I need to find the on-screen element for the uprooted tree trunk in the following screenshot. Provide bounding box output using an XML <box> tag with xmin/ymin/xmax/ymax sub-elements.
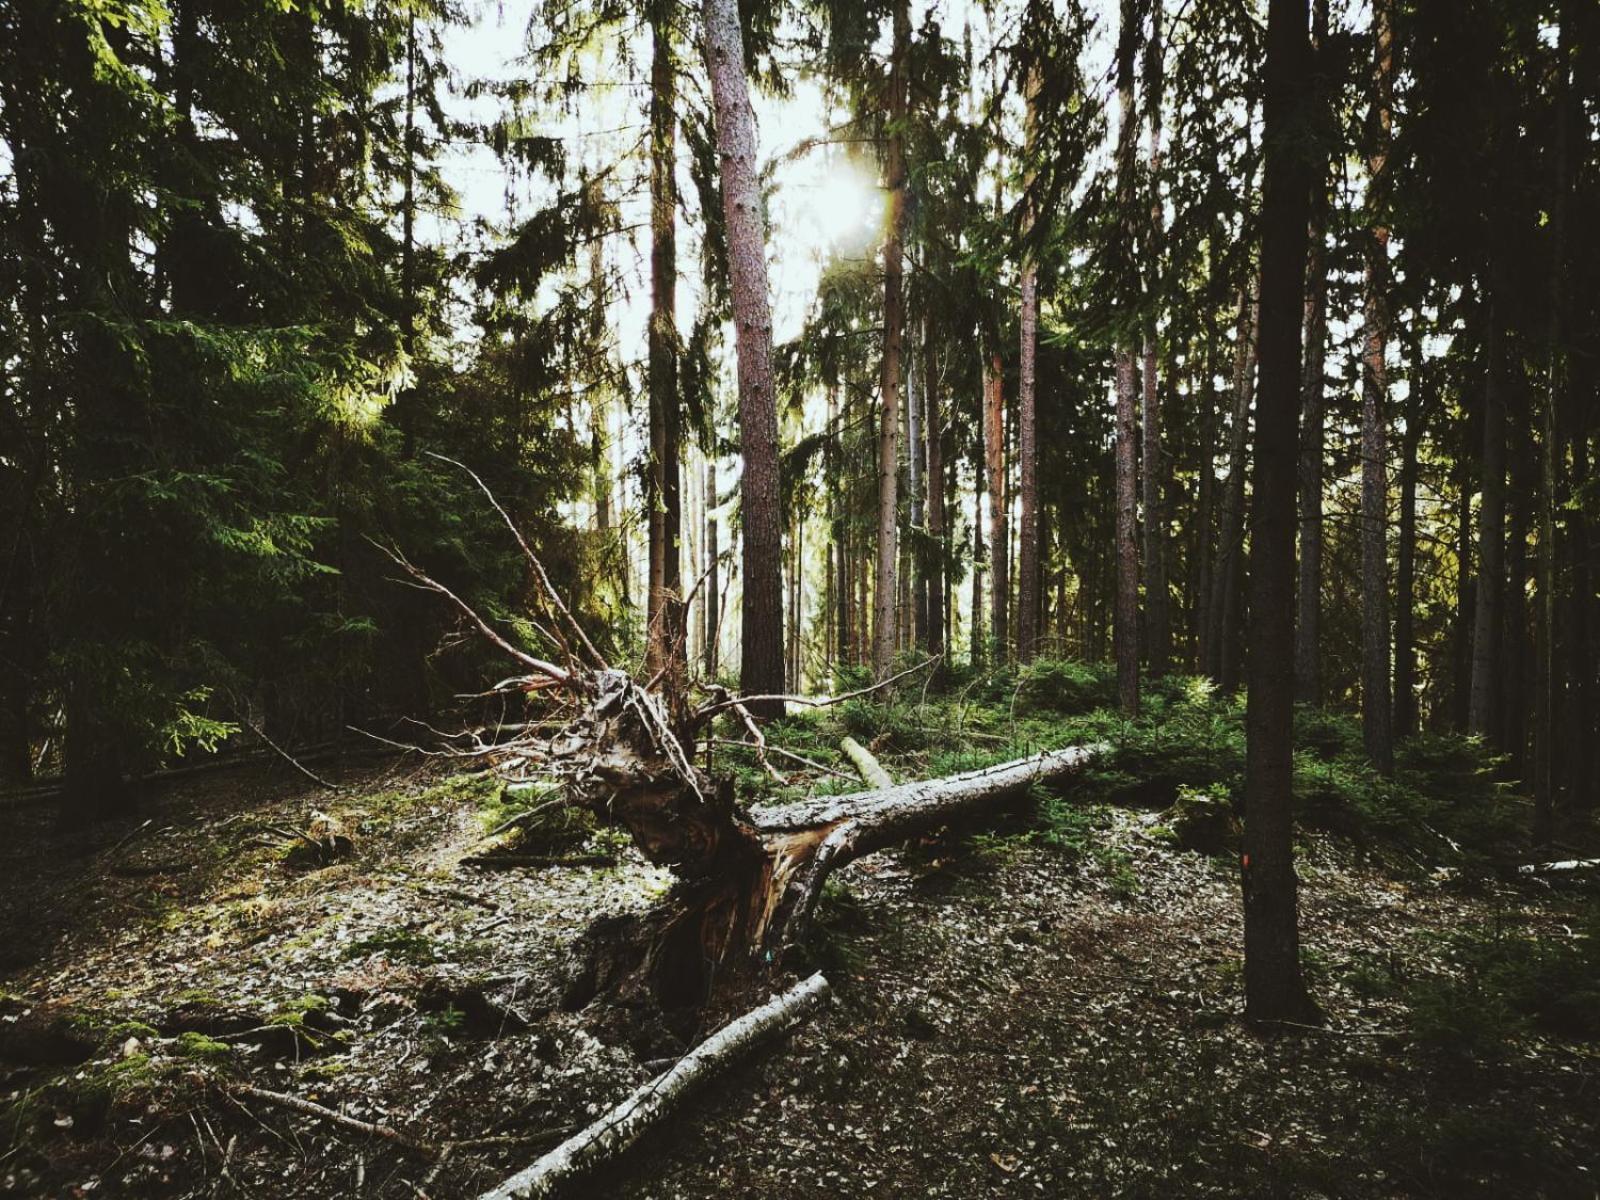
<box><xmin>384</xmin><ymin>460</ymin><xmax>1102</xmax><ymax>1017</ymax></box>
<box><xmin>561</xmin><ymin>723</ymin><xmax>1099</xmax><ymax>1014</ymax></box>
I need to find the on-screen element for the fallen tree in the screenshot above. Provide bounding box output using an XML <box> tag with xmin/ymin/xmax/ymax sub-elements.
<box><xmin>383</xmin><ymin>460</ymin><xmax>1102</xmax><ymax>1012</ymax></box>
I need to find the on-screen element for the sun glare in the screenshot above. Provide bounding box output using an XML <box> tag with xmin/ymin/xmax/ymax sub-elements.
<box><xmin>793</xmin><ymin>160</ymin><xmax>884</xmax><ymax>259</ymax></box>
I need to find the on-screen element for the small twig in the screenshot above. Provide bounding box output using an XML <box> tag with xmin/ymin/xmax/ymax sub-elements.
<box><xmin>246</xmin><ymin>721</ymin><xmax>344</xmax><ymax>792</ymax></box>
<box><xmin>370</xmin><ymin>539</ymin><xmax>574</xmax><ymax>687</ymax></box>
<box><xmin>426</xmin><ymin>452</ymin><xmax>609</xmax><ymax>673</ymax></box>
<box><xmin>231</xmin><ymin>1084</ymin><xmax>436</xmax><ymax>1156</ymax></box>
<box><xmin>708</xmin><ymin>738</ymin><xmax>851</xmax><ymax>780</ymax></box>
<box><xmin>693</xmin><ymin>656</ymin><xmax>940</xmax><ymax>724</ymax></box>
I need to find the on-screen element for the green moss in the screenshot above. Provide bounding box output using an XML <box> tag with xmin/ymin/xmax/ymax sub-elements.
<box><xmin>175</xmin><ymin>1032</ymin><xmax>232</xmax><ymax>1061</ymax></box>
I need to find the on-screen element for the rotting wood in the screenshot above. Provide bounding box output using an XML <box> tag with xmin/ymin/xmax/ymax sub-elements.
<box><xmin>476</xmin><ymin>972</ymin><xmax>830</xmax><ymax>1200</ymax></box>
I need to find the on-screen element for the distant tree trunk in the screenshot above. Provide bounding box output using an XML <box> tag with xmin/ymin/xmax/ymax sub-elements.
<box><xmin>1453</xmin><ymin>427</ymin><xmax>1474</xmax><ymax>732</ymax></box>
<box><xmin>1113</xmin><ymin>0</ymin><xmax>1141</xmax><ymax>715</ymax></box>
<box><xmin>646</xmin><ymin>6</ymin><xmax>685</xmax><ymax>707</ymax></box>
<box><xmin>909</xmin><ymin>336</ymin><xmax>926</xmax><ymax>652</ymax></box>
<box><xmin>702</xmin><ymin>0</ymin><xmax>785</xmax><ymax>715</ymax></box>
<box><xmin>1565</xmin><ymin>424</ymin><xmax>1592</xmax><ymax>809</ymax></box>
<box><xmin>1503</xmin><ymin>395</ymin><xmax>1532</xmax><ymax>776</ymax></box>
<box><xmin>1016</xmin><ymin>66</ymin><xmax>1042</xmax><ymax>665</ymax></box>
<box><xmin>1535</xmin><ymin>4</ymin><xmax>1573</xmax><ymax>841</ymax></box>
<box><xmin>1211</xmin><ymin>281</ymin><xmax>1258</xmax><ymax>689</ymax></box>
<box><xmin>704</xmin><ymin>458</ymin><xmax>719</xmax><ymax>678</ymax></box>
<box><xmin>1359</xmin><ymin>0</ymin><xmax>1395</xmax><ymax>772</ymax></box>
<box><xmin>789</xmin><ymin>506</ymin><xmax>804</xmax><ymax>689</ymax></box>
<box><xmin>1140</xmin><ymin>1</ymin><xmax>1169</xmax><ymax>680</ymax></box>
<box><xmin>1196</xmin><ymin>339</ymin><xmax>1218</xmax><ymax>673</ymax></box>
<box><xmin>1394</xmin><ymin>364</ymin><xmax>1424</xmax><ymax>739</ymax></box>
<box><xmin>1243</xmin><ymin>0</ymin><xmax>1320</xmax><ymax>1027</ymax></box>
<box><xmin>984</xmin><ymin>349</ymin><xmax>1008</xmax><ymax>662</ymax></box>
<box><xmin>972</xmin><ymin>419</ymin><xmax>987</xmax><ymax>671</ymax></box>
<box><xmin>1294</xmin><ymin>0</ymin><xmax>1330</xmax><ymax>707</ymax></box>
<box><xmin>924</xmin><ymin>331</ymin><xmax>946</xmax><ymax>661</ymax></box>
<box><xmin>1468</xmin><ymin>308</ymin><xmax>1505</xmax><ymax>738</ymax></box>
<box><xmin>589</xmin><ymin>237</ymin><xmax>614</xmax><ymax>537</ymax></box>
<box><xmin>873</xmin><ymin>0</ymin><xmax>909</xmax><ymax>683</ymax></box>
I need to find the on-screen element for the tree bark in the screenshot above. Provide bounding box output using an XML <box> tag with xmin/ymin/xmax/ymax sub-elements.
<box><xmin>1139</xmin><ymin>1</ymin><xmax>1169</xmax><ymax>680</ymax></box>
<box><xmin>971</xmin><ymin>415</ymin><xmax>987</xmax><ymax>670</ymax></box>
<box><xmin>1196</xmin><ymin>338</ymin><xmax>1218</xmax><ymax>674</ymax></box>
<box><xmin>873</xmin><ymin>0</ymin><xmax>910</xmax><ymax>683</ymax></box>
<box><xmin>1294</xmin><ymin>0</ymin><xmax>1330</xmax><ymax>707</ymax></box>
<box><xmin>1535</xmin><ymin>3</ymin><xmax>1574</xmax><ymax>841</ymax></box>
<box><xmin>1211</xmin><ymin>281</ymin><xmax>1258</xmax><ymax>690</ymax></box>
<box><xmin>984</xmin><ymin>349</ymin><xmax>1008</xmax><ymax>663</ymax></box>
<box><xmin>1113</xmin><ymin>0</ymin><xmax>1141</xmax><ymax>714</ymax></box>
<box><xmin>1016</xmin><ymin>65</ymin><xmax>1042</xmax><ymax>665</ymax></box>
<box><xmin>924</xmin><ymin>330</ymin><xmax>946</xmax><ymax>661</ymax></box>
<box><xmin>909</xmin><ymin>349</ymin><xmax>926</xmax><ymax>653</ymax></box>
<box><xmin>646</xmin><ymin>6</ymin><xmax>685</xmax><ymax>709</ymax></box>
<box><xmin>1243</xmin><ymin>0</ymin><xmax>1321</xmax><ymax>1026</ymax></box>
<box><xmin>702</xmin><ymin>0</ymin><xmax>785</xmax><ymax>716</ymax></box>
<box><xmin>1468</xmin><ymin>308</ymin><xmax>1505</xmax><ymax>738</ymax></box>
<box><xmin>1394</xmin><ymin>368</ymin><xmax>1424</xmax><ymax>739</ymax></box>
<box><xmin>1360</xmin><ymin>0</ymin><xmax>1395</xmax><ymax>773</ymax></box>
<box><xmin>705</xmin><ymin>458</ymin><xmax>719</xmax><ymax>677</ymax></box>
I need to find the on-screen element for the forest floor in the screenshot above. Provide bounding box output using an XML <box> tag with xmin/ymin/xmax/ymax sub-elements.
<box><xmin>2</xmin><ymin>687</ymin><xmax>1599</xmax><ymax>1199</ymax></box>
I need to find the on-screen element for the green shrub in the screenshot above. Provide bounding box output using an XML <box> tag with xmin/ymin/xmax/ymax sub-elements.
<box><xmin>1014</xmin><ymin>659</ymin><xmax>1114</xmax><ymax>715</ymax></box>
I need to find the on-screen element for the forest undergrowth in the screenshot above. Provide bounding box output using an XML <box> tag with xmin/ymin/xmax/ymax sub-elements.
<box><xmin>2</xmin><ymin>663</ymin><xmax>1596</xmax><ymax>1198</ymax></box>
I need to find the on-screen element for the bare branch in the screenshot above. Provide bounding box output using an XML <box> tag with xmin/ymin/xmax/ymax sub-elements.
<box><xmin>426</xmin><ymin>452</ymin><xmax>609</xmax><ymax>672</ymax></box>
<box><xmin>367</xmin><ymin>538</ymin><xmax>574</xmax><ymax>687</ymax></box>
<box><xmin>692</xmin><ymin>656</ymin><xmax>940</xmax><ymax>724</ymax></box>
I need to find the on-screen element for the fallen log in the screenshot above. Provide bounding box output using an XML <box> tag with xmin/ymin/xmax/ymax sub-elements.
<box><xmin>477</xmin><ymin>972</ymin><xmax>830</xmax><ymax>1200</ymax></box>
<box><xmin>1518</xmin><ymin>857</ymin><xmax>1600</xmax><ymax>875</ymax></box>
<box><xmin>839</xmin><ymin>737</ymin><xmax>893</xmax><ymax>788</ymax></box>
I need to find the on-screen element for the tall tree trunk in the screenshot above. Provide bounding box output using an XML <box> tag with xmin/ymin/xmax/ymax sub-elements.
<box><xmin>873</xmin><ymin>0</ymin><xmax>909</xmax><ymax>682</ymax></box>
<box><xmin>909</xmin><ymin>336</ymin><xmax>927</xmax><ymax>652</ymax></box>
<box><xmin>1359</xmin><ymin>0</ymin><xmax>1395</xmax><ymax>773</ymax></box>
<box><xmin>1565</xmin><ymin>424</ymin><xmax>1592</xmax><ymax>809</ymax></box>
<box><xmin>590</xmin><ymin>237</ymin><xmax>614</xmax><ymax>537</ymax></box>
<box><xmin>1212</xmin><ymin>282</ymin><xmax>1258</xmax><ymax>689</ymax></box>
<box><xmin>705</xmin><ymin>458</ymin><xmax>719</xmax><ymax>678</ymax></box>
<box><xmin>1535</xmin><ymin>3</ymin><xmax>1573</xmax><ymax>841</ymax></box>
<box><xmin>1503</xmin><ymin>393</ymin><xmax>1532</xmax><ymax>776</ymax></box>
<box><xmin>1139</xmin><ymin>1</ymin><xmax>1169</xmax><ymax>680</ymax></box>
<box><xmin>984</xmin><ymin>349</ymin><xmax>1008</xmax><ymax>662</ymax></box>
<box><xmin>1294</xmin><ymin>0</ymin><xmax>1330</xmax><ymax>706</ymax></box>
<box><xmin>1196</xmin><ymin>339</ymin><xmax>1218</xmax><ymax>673</ymax></box>
<box><xmin>972</xmin><ymin>421</ymin><xmax>987</xmax><ymax>671</ymax></box>
<box><xmin>924</xmin><ymin>330</ymin><xmax>946</xmax><ymax>661</ymax></box>
<box><xmin>1016</xmin><ymin>66</ymin><xmax>1042</xmax><ymax>665</ymax></box>
<box><xmin>702</xmin><ymin>0</ymin><xmax>785</xmax><ymax>715</ymax></box>
<box><xmin>1113</xmin><ymin>0</ymin><xmax>1141</xmax><ymax>714</ymax></box>
<box><xmin>1453</xmin><ymin>419</ymin><xmax>1474</xmax><ymax>732</ymax></box>
<box><xmin>1394</xmin><ymin>365</ymin><xmax>1424</xmax><ymax>739</ymax></box>
<box><xmin>1243</xmin><ymin>0</ymin><xmax>1320</xmax><ymax>1027</ymax></box>
<box><xmin>1468</xmin><ymin>308</ymin><xmax>1505</xmax><ymax>738</ymax></box>
<box><xmin>647</xmin><ymin>6</ymin><xmax>685</xmax><ymax>708</ymax></box>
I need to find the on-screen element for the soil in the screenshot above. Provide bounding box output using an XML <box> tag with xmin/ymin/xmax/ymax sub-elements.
<box><xmin>1</xmin><ymin>751</ymin><xmax>1595</xmax><ymax>1198</ymax></box>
